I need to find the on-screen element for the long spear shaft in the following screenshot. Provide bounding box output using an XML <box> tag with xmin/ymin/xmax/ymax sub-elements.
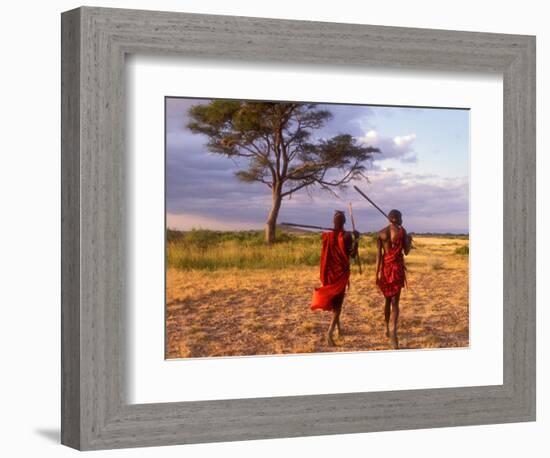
<box><xmin>280</xmin><ymin>222</ymin><xmax>333</xmax><ymax>231</ymax></box>
<box><xmin>281</xmin><ymin>222</ymin><xmax>366</xmax><ymax>235</ymax></box>
<box><xmin>348</xmin><ymin>202</ymin><xmax>363</xmax><ymax>274</ymax></box>
<box><xmin>353</xmin><ymin>185</ymin><xmax>389</xmax><ymax>220</ymax></box>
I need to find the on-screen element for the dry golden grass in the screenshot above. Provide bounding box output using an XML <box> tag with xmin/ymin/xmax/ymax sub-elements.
<box><xmin>166</xmin><ymin>235</ymin><xmax>469</xmax><ymax>358</ymax></box>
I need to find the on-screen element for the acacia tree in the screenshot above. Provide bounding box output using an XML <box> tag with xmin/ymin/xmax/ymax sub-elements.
<box><xmin>187</xmin><ymin>101</ymin><xmax>379</xmax><ymax>243</ymax></box>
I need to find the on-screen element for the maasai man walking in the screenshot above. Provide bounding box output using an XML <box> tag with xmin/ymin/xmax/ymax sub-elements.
<box><xmin>375</xmin><ymin>209</ymin><xmax>412</xmax><ymax>349</ymax></box>
<box><xmin>311</xmin><ymin>210</ymin><xmax>359</xmax><ymax>346</ymax></box>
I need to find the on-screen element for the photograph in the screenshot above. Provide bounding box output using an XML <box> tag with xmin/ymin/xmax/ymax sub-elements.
<box><xmin>165</xmin><ymin>97</ymin><xmax>470</xmax><ymax>358</ymax></box>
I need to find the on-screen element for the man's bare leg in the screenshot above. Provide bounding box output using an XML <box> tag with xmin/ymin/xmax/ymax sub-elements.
<box><xmin>384</xmin><ymin>297</ymin><xmax>392</xmax><ymax>337</ymax></box>
<box><xmin>390</xmin><ymin>291</ymin><xmax>401</xmax><ymax>349</ymax></box>
<box><xmin>336</xmin><ymin>316</ymin><xmax>343</xmax><ymax>337</ymax></box>
<box><xmin>327</xmin><ymin>296</ymin><xmax>343</xmax><ymax>346</ymax></box>
<box><xmin>327</xmin><ymin>310</ymin><xmax>337</xmax><ymax>346</ymax></box>
<box><xmin>336</xmin><ymin>295</ymin><xmax>344</xmax><ymax>337</ymax></box>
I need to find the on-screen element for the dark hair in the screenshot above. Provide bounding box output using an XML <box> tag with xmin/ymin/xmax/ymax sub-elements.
<box><xmin>388</xmin><ymin>209</ymin><xmax>402</xmax><ymax>222</ymax></box>
<box><xmin>333</xmin><ymin>210</ymin><xmax>346</xmax><ymax>226</ymax></box>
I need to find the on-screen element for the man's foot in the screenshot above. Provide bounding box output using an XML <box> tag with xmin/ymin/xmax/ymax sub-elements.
<box><xmin>390</xmin><ymin>334</ymin><xmax>399</xmax><ymax>349</ymax></box>
<box><xmin>385</xmin><ymin>327</ymin><xmax>390</xmax><ymax>338</ymax></box>
<box><xmin>327</xmin><ymin>333</ymin><xmax>335</xmax><ymax>346</ymax></box>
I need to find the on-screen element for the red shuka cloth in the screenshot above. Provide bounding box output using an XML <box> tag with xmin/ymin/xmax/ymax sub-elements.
<box><xmin>378</xmin><ymin>226</ymin><xmax>407</xmax><ymax>298</ymax></box>
<box><xmin>310</xmin><ymin>230</ymin><xmax>350</xmax><ymax>311</ymax></box>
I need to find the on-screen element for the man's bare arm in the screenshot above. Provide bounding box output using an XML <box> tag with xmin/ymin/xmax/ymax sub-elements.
<box><xmin>375</xmin><ymin>235</ymin><xmax>383</xmax><ymax>284</ymax></box>
<box><xmin>344</xmin><ymin>232</ymin><xmax>359</xmax><ymax>258</ymax></box>
<box><xmin>403</xmin><ymin>228</ymin><xmax>412</xmax><ymax>255</ymax></box>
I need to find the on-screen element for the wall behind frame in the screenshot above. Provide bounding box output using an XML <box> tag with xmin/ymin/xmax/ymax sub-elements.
<box><xmin>0</xmin><ymin>0</ymin><xmax>545</xmax><ymax>457</ymax></box>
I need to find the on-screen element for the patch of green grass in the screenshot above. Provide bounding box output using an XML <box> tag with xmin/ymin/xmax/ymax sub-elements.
<box><xmin>454</xmin><ymin>245</ymin><xmax>469</xmax><ymax>255</ymax></box>
<box><xmin>167</xmin><ymin>229</ymin><xmax>377</xmax><ymax>271</ymax></box>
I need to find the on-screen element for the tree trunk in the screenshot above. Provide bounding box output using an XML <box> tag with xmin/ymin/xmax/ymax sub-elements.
<box><xmin>265</xmin><ymin>188</ymin><xmax>282</xmax><ymax>244</ymax></box>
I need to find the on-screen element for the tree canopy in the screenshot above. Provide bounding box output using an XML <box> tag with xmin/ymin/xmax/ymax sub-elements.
<box><xmin>187</xmin><ymin>101</ymin><xmax>380</xmax><ymax>242</ymax></box>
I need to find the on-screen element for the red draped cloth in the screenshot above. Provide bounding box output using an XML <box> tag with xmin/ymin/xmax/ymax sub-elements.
<box><xmin>310</xmin><ymin>230</ymin><xmax>350</xmax><ymax>311</ymax></box>
<box><xmin>378</xmin><ymin>226</ymin><xmax>407</xmax><ymax>298</ymax></box>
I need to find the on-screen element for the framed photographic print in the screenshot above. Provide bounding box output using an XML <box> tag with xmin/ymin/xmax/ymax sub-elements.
<box><xmin>61</xmin><ymin>6</ymin><xmax>536</xmax><ymax>450</ymax></box>
<box><xmin>164</xmin><ymin>96</ymin><xmax>471</xmax><ymax>358</ymax></box>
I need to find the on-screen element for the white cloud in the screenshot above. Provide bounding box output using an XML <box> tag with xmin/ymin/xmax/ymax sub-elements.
<box><xmin>364</xmin><ymin>129</ymin><xmax>378</xmax><ymax>140</ymax></box>
<box><xmin>358</xmin><ymin>129</ymin><xmax>418</xmax><ymax>163</ymax></box>
<box><xmin>393</xmin><ymin>133</ymin><xmax>416</xmax><ymax>147</ymax></box>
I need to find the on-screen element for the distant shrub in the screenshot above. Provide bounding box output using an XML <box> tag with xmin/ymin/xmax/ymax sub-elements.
<box><xmin>166</xmin><ymin>229</ymin><xmax>185</xmax><ymax>243</ymax></box>
<box><xmin>430</xmin><ymin>258</ymin><xmax>445</xmax><ymax>270</ymax></box>
<box><xmin>454</xmin><ymin>245</ymin><xmax>469</xmax><ymax>255</ymax></box>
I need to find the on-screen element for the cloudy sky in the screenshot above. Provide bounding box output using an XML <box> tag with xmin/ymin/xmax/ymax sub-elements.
<box><xmin>166</xmin><ymin>97</ymin><xmax>469</xmax><ymax>234</ymax></box>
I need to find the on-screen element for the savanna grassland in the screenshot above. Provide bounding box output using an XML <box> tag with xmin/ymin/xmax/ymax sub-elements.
<box><xmin>166</xmin><ymin>229</ymin><xmax>469</xmax><ymax>358</ymax></box>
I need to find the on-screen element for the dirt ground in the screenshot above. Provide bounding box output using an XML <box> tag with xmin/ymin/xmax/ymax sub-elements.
<box><xmin>166</xmin><ymin>236</ymin><xmax>469</xmax><ymax>358</ymax></box>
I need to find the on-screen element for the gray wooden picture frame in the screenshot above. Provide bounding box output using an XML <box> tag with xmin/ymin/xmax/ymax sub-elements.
<box><xmin>61</xmin><ymin>6</ymin><xmax>536</xmax><ymax>451</ymax></box>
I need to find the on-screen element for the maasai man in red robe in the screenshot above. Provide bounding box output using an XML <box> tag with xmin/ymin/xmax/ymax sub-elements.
<box><xmin>375</xmin><ymin>209</ymin><xmax>412</xmax><ymax>349</ymax></box>
<box><xmin>311</xmin><ymin>211</ymin><xmax>359</xmax><ymax>346</ymax></box>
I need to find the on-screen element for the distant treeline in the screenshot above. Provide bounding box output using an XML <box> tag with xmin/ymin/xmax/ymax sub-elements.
<box><xmin>167</xmin><ymin>228</ymin><xmax>469</xmax><ymax>241</ymax></box>
<box><xmin>409</xmin><ymin>232</ymin><xmax>469</xmax><ymax>239</ymax></box>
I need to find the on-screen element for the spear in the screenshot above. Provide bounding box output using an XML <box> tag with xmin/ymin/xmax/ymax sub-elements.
<box><xmin>280</xmin><ymin>222</ymin><xmax>333</xmax><ymax>232</ymax></box>
<box><xmin>348</xmin><ymin>202</ymin><xmax>363</xmax><ymax>274</ymax></box>
<box><xmin>353</xmin><ymin>185</ymin><xmax>389</xmax><ymax>220</ymax></box>
<box><xmin>280</xmin><ymin>222</ymin><xmax>366</xmax><ymax>235</ymax></box>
